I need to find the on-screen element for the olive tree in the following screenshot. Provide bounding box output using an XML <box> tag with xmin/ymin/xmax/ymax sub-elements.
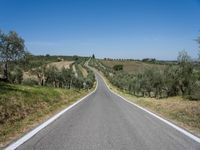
<box><xmin>61</xmin><ymin>67</ymin><xmax>73</xmax><ymax>89</ymax></box>
<box><xmin>9</xmin><ymin>66</ymin><xmax>23</xmax><ymax>84</ymax></box>
<box><xmin>177</xmin><ymin>50</ymin><xmax>194</xmax><ymax>95</ymax></box>
<box><xmin>0</xmin><ymin>30</ymin><xmax>26</xmax><ymax>81</ymax></box>
<box><xmin>45</xmin><ymin>66</ymin><xmax>59</xmax><ymax>87</ymax></box>
<box><xmin>31</xmin><ymin>66</ymin><xmax>46</xmax><ymax>86</ymax></box>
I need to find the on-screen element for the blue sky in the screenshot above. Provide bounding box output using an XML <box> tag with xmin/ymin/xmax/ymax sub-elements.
<box><xmin>1</xmin><ymin>0</ymin><xmax>200</xmax><ymax>60</ymax></box>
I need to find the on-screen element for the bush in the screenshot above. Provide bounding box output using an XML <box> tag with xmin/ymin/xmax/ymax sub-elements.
<box><xmin>113</xmin><ymin>64</ymin><xmax>123</xmax><ymax>71</ymax></box>
<box><xmin>72</xmin><ymin>77</ymin><xmax>84</xmax><ymax>89</ymax></box>
<box><xmin>185</xmin><ymin>83</ymin><xmax>200</xmax><ymax>101</ymax></box>
<box><xmin>22</xmin><ymin>79</ymin><xmax>38</xmax><ymax>86</ymax></box>
<box><xmin>185</xmin><ymin>95</ymin><xmax>200</xmax><ymax>101</ymax></box>
<box><xmin>9</xmin><ymin>66</ymin><xmax>23</xmax><ymax>84</ymax></box>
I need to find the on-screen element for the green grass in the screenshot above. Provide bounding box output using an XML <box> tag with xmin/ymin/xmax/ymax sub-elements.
<box><xmin>0</xmin><ymin>82</ymin><xmax>93</xmax><ymax>148</ymax></box>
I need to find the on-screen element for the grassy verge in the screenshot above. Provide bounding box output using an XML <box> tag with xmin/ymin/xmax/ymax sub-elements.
<box><xmin>98</xmin><ymin>71</ymin><xmax>200</xmax><ymax>137</ymax></box>
<box><xmin>0</xmin><ymin>82</ymin><xmax>95</xmax><ymax>148</ymax></box>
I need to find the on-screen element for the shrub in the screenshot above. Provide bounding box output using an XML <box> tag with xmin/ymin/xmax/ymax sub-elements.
<box><xmin>9</xmin><ymin>66</ymin><xmax>23</xmax><ymax>84</ymax></box>
<box><xmin>22</xmin><ymin>79</ymin><xmax>38</xmax><ymax>86</ymax></box>
<box><xmin>113</xmin><ymin>64</ymin><xmax>123</xmax><ymax>71</ymax></box>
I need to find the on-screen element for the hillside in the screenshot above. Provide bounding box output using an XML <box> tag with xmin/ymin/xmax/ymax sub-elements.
<box><xmin>101</xmin><ymin>60</ymin><xmax>166</xmax><ymax>74</ymax></box>
<box><xmin>89</xmin><ymin>58</ymin><xmax>200</xmax><ymax>137</ymax></box>
<box><xmin>0</xmin><ymin>55</ymin><xmax>95</xmax><ymax>148</ymax></box>
<box><xmin>0</xmin><ymin>82</ymin><xmax>92</xmax><ymax>148</ymax></box>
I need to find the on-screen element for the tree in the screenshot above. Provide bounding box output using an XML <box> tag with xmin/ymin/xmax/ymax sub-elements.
<box><xmin>10</xmin><ymin>66</ymin><xmax>23</xmax><ymax>84</ymax></box>
<box><xmin>177</xmin><ymin>50</ymin><xmax>194</xmax><ymax>95</ymax></box>
<box><xmin>0</xmin><ymin>30</ymin><xmax>26</xmax><ymax>81</ymax></box>
<box><xmin>72</xmin><ymin>77</ymin><xmax>83</xmax><ymax>90</ymax></box>
<box><xmin>177</xmin><ymin>50</ymin><xmax>191</xmax><ymax>64</ymax></box>
<box><xmin>45</xmin><ymin>66</ymin><xmax>59</xmax><ymax>87</ymax></box>
<box><xmin>31</xmin><ymin>65</ymin><xmax>47</xmax><ymax>86</ymax></box>
<box><xmin>143</xmin><ymin>68</ymin><xmax>154</xmax><ymax>97</ymax></box>
<box><xmin>61</xmin><ymin>67</ymin><xmax>73</xmax><ymax>88</ymax></box>
<box><xmin>113</xmin><ymin>64</ymin><xmax>123</xmax><ymax>71</ymax></box>
<box><xmin>163</xmin><ymin>66</ymin><xmax>179</xmax><ymax>97</ymax></box>
<box><xmin>92</xmin><ymin>54</ymin><xmax>95</xmax><ymax>59</ymax></box>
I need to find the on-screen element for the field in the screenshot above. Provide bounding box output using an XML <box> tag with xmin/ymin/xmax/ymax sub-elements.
<box><xmin>101</xmin><ymin>60</ymin><xmax>165</xmax><ymax>74</ymax></box>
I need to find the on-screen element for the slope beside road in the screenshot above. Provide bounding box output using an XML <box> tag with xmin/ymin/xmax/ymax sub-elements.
<box><xmin>5</xmin><ymin>72</ymin><xmax>200</xmax><ymax>150</ymax></box>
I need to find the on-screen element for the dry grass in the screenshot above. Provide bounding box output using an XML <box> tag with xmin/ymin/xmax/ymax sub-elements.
<box><xmin>78</xmin><ymin>65</ymin><xmax>88</xmax><ymax>78</ymax></box>
<box><xmin>101</xmin><ymin>60</ymin><xmax>165</xmax><ymax>73</ymax></box>
<box><xmin>131</xmin><ymin>96</ymin><xmax>200</xmax><ymax>136</ymax></box>
<box><xmin>23</xmin><ymin>60</ymin><xmax>74</xmax><ymax>80</ymax></box>
<box><xmin>47</xmin><ymin>60</ymin><xmax>74</xmax><ymax>70</ymax></box>
<box><xmin>23</xmin><ymin>71</ymin><xmax>38</xmax><ymax>81</ymax></box>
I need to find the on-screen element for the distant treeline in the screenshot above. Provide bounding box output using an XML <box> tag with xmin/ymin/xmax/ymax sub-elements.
<box><xmin>103</xmin><ymin>57</ymin><xmax>177</xmax><ymax>65</ymax></box>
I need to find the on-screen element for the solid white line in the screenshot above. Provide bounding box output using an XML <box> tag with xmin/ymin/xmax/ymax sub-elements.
<box><xmin>98</xmin><ymin>72</ymin><xmax>200</xmax><ymax>143</ymax></box>
<box><xmin>4</xmin><ymin>81</ymin><xmax>98</xmax><ymax>150</ymax></box>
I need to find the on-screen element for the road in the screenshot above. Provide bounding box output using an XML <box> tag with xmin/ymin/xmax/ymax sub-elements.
<box><xmin>15</xmin><ymin>73</ymin><xmax>200</xmax><ymax>150</ymax></box>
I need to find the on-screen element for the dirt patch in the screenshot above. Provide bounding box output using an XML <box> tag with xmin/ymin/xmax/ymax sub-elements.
<box><xmin>47</xmin><ymin>61</ymin><xmax>74</xmax><ymax>70</ymax></box>
<box><xmin>23</xmin><ymin>71</ymin><xmax>38</xmax><ymax>81</ymax></box>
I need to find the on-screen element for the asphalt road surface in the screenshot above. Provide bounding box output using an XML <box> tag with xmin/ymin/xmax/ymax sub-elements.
<box><xmin>16</xmin><ymin>73</ymin><xmax>200</xmax><ymax>150</ymax></box>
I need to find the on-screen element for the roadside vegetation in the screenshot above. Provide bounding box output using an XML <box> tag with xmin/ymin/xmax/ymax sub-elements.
<box><xmin>89</xmin><ymin>36</ymin><xmax>200</xmax><ymax>136</ymax></box>
<box><xmin>101</xmin><ymin>77</ymin><xmax>200</xmax><ymax>136</ymax></box>
<box><xmin>0</xmin><ymin>83</ymin><xmax>90</xmax><ymax>147</ymax></box>
<box><xmin>94</xmin><ymin>50</ymin><xmax>200</xmax><ymax>100</ymax></box>
<box><xmin>0</xmin><ymin>30</ymin><xmax>95</xmax><ymax>147</ymax></box>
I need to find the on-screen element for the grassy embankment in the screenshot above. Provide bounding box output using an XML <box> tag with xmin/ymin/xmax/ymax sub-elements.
<box><xmin>0</xmin><ymin>82</ymin><xmax>94</xmax><ymax>148</ymax></box>
<box><xmin>100</xmin><ymin>60</ymin><xmax>200</xmax><ymax>137</ymax></box>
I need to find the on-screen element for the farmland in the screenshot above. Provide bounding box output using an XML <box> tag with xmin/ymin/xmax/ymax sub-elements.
<box><xmin>101</xmin><ymin>60</ymin><xmax>166</xmax><ymax>74</ymax></box>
